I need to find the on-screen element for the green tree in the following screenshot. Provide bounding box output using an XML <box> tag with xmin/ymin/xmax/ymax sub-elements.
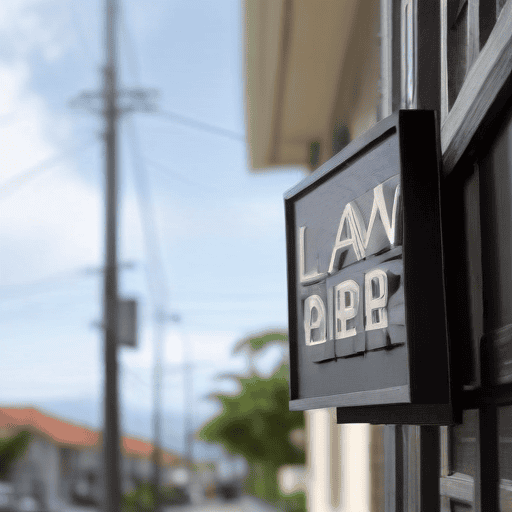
<box><xmin>199</xmin><ymin>331</ymin><xmax>304</xmax><ymax>505</ymax></box>
<box><xmin>0</xmin><ymin>430</ymin><xmax>32</xmax><ymax>480</ymax></box>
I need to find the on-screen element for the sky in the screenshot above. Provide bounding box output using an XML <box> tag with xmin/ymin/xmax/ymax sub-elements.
<box><xmin>0</xmin><ymin>0</ymin><xmax>305</xmax><ymax>454</ymax></box>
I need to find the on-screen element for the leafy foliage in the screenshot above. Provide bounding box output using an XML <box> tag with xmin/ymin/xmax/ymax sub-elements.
<box><xmin>122</xmin><ymin>483</ymin><xmax>188</xmax><ymax>512</ymax></box>
<box><xmin>232</xmin><ymin>330</ymin><xmax>288</xmax><ymax>356</ymax></box>
<box><xmin>0</xmin><ymin>430</ymin><xmax>32</xmax><ymax>480</ymax></box>
<box><xmin>200</xmin><ymin>363</ymin><xmax>304</xmax><ymax>467</ymax></box>
<box><xmin>199</xmin><ymin>331</ymin><xmax>305</xmax><ymax>508</ymax></box>
<box><xmin>279</xmin><ymin>491</ymin><xmax>307</xmax><ymax>512</ymax></box>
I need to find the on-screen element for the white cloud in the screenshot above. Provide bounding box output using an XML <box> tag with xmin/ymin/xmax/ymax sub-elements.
<box><xmin>1</xmin><ymin>169</ymin><xmax>147</xmax><ymax>287</ymax></box>
<box><xmin>0</xmin><ymin>1</ymin><xmax>103</xmax><ymax>286</ymax></box>
<box><xmin>121</xmin><ymin>328</ymin><xmax>243</xmax><ymax>370</ymax></box>
<box><xmin>0</xmin><ymin>0</ymin><xmax>69</xmax><ymax>62</ymax></box>
<box><xmin>155</xmin><ymin>195</ymin><xmax>285</xmax><ymax>242</ymax></box>
<box><xmin>1</xmin><ymin>173</ymin><xmax>100</xmax><ymax>284</ymax></box>
<box><xmin>0</xmin><ymin>72</ymin><xmax>57</xmax><ymax>181</ymax></box>
<box><xmin>0</xmin><ymin>61</ymin><xmax>29</xmax><ymax>116</ymax></box>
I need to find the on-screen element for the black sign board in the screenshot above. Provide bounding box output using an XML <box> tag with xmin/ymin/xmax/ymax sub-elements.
<box><xmin>285</xmin><ymin>110</ymin><xmax>455</xmax><ymax>425</ymax></box>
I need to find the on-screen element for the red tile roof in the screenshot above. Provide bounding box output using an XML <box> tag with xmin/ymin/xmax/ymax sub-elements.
<box><xmin>0</xmin><ymin>407</ymin><xmax>180</xmax><ymax>465</ymax></box>
<box><xmin>0</xmin><ymin>407</ymin><xmax>99</xmax><ymax>447</ymax></box>
<box><xmin>122</xmin><ymin>437</ymin><xmax>178</xmax><ymax>465</ymax></box>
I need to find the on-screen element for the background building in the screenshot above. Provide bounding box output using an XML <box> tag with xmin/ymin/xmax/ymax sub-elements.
<box><xmin>0</xmin><ymin>407</ymin><xmax>182</xmax><ymax>511</ymax></box>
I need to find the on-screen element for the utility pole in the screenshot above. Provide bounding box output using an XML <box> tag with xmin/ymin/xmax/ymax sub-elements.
<box><xmin>70</xmin><ymin>4</ymin><xmax>158</xmax><ymax>511</ymax></box>
<box><xmin>103</xmin><ymin>1</ymin><xmax>121</xmax><ymax>512</ymax></box>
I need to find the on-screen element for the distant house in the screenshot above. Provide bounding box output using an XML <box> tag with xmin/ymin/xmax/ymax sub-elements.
<box><xmin>0</xmin><ymin>407</ymin><xmax>182</xmax><ymax>511</ymax></box>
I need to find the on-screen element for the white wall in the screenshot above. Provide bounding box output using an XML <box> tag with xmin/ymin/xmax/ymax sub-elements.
<box><xmin>306</xmin><ymin>410</ymin><xmax>370</xmax><ymax>512</ymax></box>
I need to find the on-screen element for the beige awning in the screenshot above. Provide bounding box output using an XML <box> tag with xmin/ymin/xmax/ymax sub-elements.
<box><xmin>244</xmin><ymin>0</ymin><xmax>379</xmax><ymax>171</ymax></box>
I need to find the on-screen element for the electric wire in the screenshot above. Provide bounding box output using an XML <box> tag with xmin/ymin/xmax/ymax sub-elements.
<box><xmin>118</xmin><ymin>2</ymin><xmax>169</xmax><ymax>315</ymax></box>
<box><xmin>117</xmin><ymin>8</ymin><xmax>251</xmax><ymax>457</ymax></box>
<box><xmin>120</xmin><ymin>365</ymin><xmax>152</xmax><ymax>390</ymax></box>
<box><xmin>145</xmin><ymin>157</ymin><xmax>223</xmax><ymax>197</ymax></box>
<box><xmin>0</xmin><ymin>138</ymin><xmax>98</xmax><ymax>200</ymax></box>
<box><xmin>119</xmin><ymin>2</ymin><xmax>142</xmax><ymax>86</ymax></box>
<box><xmin>0</xmin><ymin>266</ymin><xmax>97</xmax><ymax>297</ymax></box>
<box><xmin>1</xmin><ymin>294</ymin><xmax>98</xmax><ymax>317</ymax></box>
<box><xmin>119</xmin><ymin>2</ymin><xmax>244</xmax><ymax>144</ymax></box>
<box><xmin>124</xmin><ymin>117</ymin><xmax>168</xmax><ymax>310</ymax></box>
<box><xmin>70</xmin><ymin>0</ymin><xmax>97</xmax><ymax>69</ymax></box>
<box><xmin>154</xmin><ymin>109</ymin><xmax>245</xmax><ymax>142</ymax></box>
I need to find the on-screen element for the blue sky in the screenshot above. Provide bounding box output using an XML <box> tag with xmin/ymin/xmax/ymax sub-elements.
<box><xmin>0</xmin><ymin>0</ymin><xmax>305</xmax><ymax>450</ymax></box>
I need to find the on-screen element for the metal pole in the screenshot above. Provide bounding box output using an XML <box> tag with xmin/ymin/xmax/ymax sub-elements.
<box><xmin>103</xmin><ymin>0</ymin><xmax>121</xmax><ymax>511</ymax></box>
<box><xmin>152</xmin><ymin>312</ymin><xmax>164</xmax><ymax>512</ymax></box>
<box><xmin>183</xmin><ymin>333</ymin><xmax>194</xmax><ymax>495</ymax></box>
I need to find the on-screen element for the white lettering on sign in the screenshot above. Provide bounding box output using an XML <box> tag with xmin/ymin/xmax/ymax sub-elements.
<box><xmin>328</xmin><ymin>204</ymin><xmax>367</xmax><ymax>270</ymax></box>
<box><xmin>304</xmin><ymin>295</ymin><xmax>327</xmax><ymax>346</ymax></box>
<box><xmin>299</xmin><ymin>227</ymin><xmax>327</xmax><ymax>285</ymax></box>
<box><xmin>299</xmin><ymin>175</ymin><xmax>399</xmax><ymax>348</ymax></box>
<box><xmin>334</xmin><ymin>279</ymin><xmax>359</xmax><ymax>339</ymax></box>
<box><xmin>303</xmin><ymin>269</ymin><xmax>390</xmax><ymax>345</ymax></box>
<box><xmin>365</xmin><ymin>268</ymin><xmax>389</xmax><ymax>331</ymax></box>
<box><xmin>328</xmin><ymin>181</ymin><xmax>400</xmax><ymax>274</ymax></box>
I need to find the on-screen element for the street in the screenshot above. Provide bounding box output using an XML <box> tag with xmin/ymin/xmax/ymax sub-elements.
<box><xmin>162</xmin><ymin>496</ymin><xmax>280</xmax><ymax>512</ymax></box>
<box><xmin>65</xmin><ymin>496</ymin><xmax>279</xmax><ymax>512</ymax></box>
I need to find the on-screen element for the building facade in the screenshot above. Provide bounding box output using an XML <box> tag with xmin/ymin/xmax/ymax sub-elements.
<box><xmin>0</xmin><ymin>407</ymin><xmax>181</xmax><ymax>511</ymax></box>
<box><xmin>244</xmin><ymin>1</ymin><xmax>512</xmax><ymax>510</ymax></box>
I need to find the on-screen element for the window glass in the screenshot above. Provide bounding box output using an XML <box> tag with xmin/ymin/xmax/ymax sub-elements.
<box><xmin>497</xmin><ymin>0</ymin><xmax>507</xmax><ymax>17</ymax></box>
<box><xmin>447</xmin><ymin>0</ymin><xmax>469</xmax><ymax>108</ymax></box>
<box><xmin>452</xmin><ymin>409</ymin><xmax>478</xmax><ymax>477</ymax></box>
<box><xmin>500</xmin><ymin>405</ymin><xmax>512</xmax><ymax>511</ymax></box>
<box><xmin>452</xmin><ymin>501</ymin><xmax>473</xmax><ymax>512</ymax></box>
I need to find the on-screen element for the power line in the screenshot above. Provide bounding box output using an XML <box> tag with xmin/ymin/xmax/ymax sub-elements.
<box><xmin>120</xmin><ymin>365</ymin><xmax>152</xmax><ymax>390</ymax></box>
<box><xmin>119</xmin><ymin>9</ymin><xmax>244</xmax><ymax>144</ymax></box>
<box><xmin>0</xmin><ymin>294</ymin><xmax>98</xmax><ymax>317</ymax></box>
<box><xmin>145</xmin><ymin>157</ymin><xmax>223</xmax><ymax>196</ymax></box>
<box><xmin>124</xmin><ymin>116</ymin><xmax>168</xmax><ymax>307</ymax></box>
<box><xmin>155</xmin><ymin>109</ymin><xmax>245</xmax><ymax>142</ymax></box>
<box><xmin>120</xmin><ymin>5</ymin><xmax>243</xmax><ymax>146</ymax></box>
<box><xmin>0</xmin><ymin>138</ymin><xmax>97</xmax><ymax>200</ymax></box>
<box><xmin>124</xmin><ymin>115</ymin><xmax>172</xmax><ymax>512</ymax></box>
<box><xmin>0</xmin><ymin>264</ymin><xmax>109</xmax><ymax>293</ymax></box>
<box><xmin>118</xmin><ymin>1</ymin><xmax>142</xmax><ymax>85</ymax></box>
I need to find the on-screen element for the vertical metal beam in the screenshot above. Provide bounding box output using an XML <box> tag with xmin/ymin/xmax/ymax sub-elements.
<box><xmin>402</xmin><ymin>425</ymin><xmax>418</xmax><ymax>512</ymax></box>
<box><xmin>401</xmin><ymin>0</ymin><xmax>441</xmax><ymax>111</ymax></box>
<box><xmin>416</xmin><ymin>0</ymin><xmax>441</xmax><ymax>111</ymax></box>
<box><xmin>399</xmin><ymin>3</ymin><xmax>442</xmax><ymax>510</ymax></box>
<box><xmin>103</xmin><ymin>0</ymin><xmax>121</xmax><ymax>511</ymax></box>
<box><xmin>401</xmin><ymin>0</ymin><xmax>416</xmax><ymax>109</ymax></box>
<box><xmin>384</xmin><ymin>425</ymin><xmax>403</xmax><ymax>512</ymax></box>
<box><xmin>380</xmin><ymin>0</ymin><xmax>393</xmax><ymax>119</ymax></box>
<box><xmin>381</xmin><ymin>3</ymin><xmax>403</xmax><ymax>506</ymax></box>
<box><xmin>478</xmin><ymin>334</ymin><xmax>499</xmax><ymax>512</ymax></box>
<box><xmin>402</xmin><ymin>426</ymin><xmax>440</xmax><ymax>512</ymax></box>
<box><xmin>440</xmin><ymin>0</ymin><xmax>449</xmax><ymax>123</ymax></box>
<box><xmin>468</xmin><ymin>0</ymin><xmax>480</xmax><ymax>68</ymax></box>
<box><xmin>477</xmin><ymin>405</ymin><xmax>499</xmax><ymax>511</ymax></box>
<box><xmin>419</xmin><ymin>426</ymin><xmax>441</xmax><ymax>511</ymax></box>
<box><xmin>398</xmin><ymin>395</ymin><xmax>442</xmax><ymax>509</ymax></box>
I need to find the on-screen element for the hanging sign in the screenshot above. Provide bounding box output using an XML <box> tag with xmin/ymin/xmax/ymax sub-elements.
<box><xmin>284</xmin><ymin>110</ymin><xmax>454</xmax><ymax>425</ymax></box>
<box><xmin>118</xmin><ymin>298</ymin><xmax>137</xmax><ymax>348</ymax></box>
